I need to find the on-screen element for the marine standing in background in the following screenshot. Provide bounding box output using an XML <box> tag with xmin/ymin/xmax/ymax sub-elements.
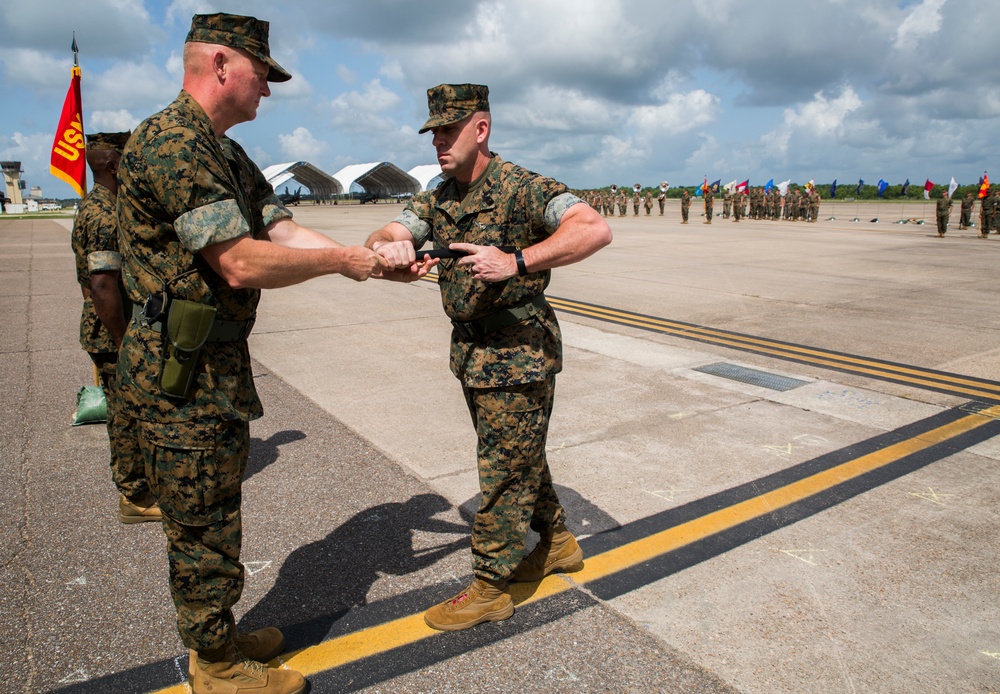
<box><xmin>936</xmin><ymin>189</ymin><xmax>953</xmax><ymax>237</ymax></box>
<box><xmin>658</xmin><ymin>183</ymin><xmax>667</xmax><ymax>215</ymax></box>
<box><xmin>959</xmin><ymin>191</ymin><xmax>974</xmax><ymax>230</ymax></box>
<box><xmin>619</xmin><ymin>190</ymin><xmax>628</xmax><ymax>217</ymax></box>
<box><xmin>722</xmin><ymin>190</ymin><xmax>732</xmax><ymax>219</ymax></box>
<box><xmin>979</xmin><ymin>191</ymin><xmax>991</xmax><ymax>238</ymax></box>
<box><xmin>644</xmin><ymin>192</ymin><xmax>653</xmax><ymax>215</ymax></box>
<box><xmin>809</xmin><ymin>190</ymin><xmax>821</xmax><ymax>222</ymax></box>
<box><xmin>366</xmin><ymin>83</ymin><xmax>612</xmax><ymax>631</ymax></box>
<box><xmin>632</xmin><ymin>188</ymin><xmax>641</xmax><ymax>216</ymax></box>
<box><xmin>703</xmin><ymin>186</ymin><xmax>714</xmax><ymax>224</ymax></box>
<box><xmin>116</xmin><ymin>13</ymin><xmax>382</xmax><ymax>694</ymax></box>
<box><xmin>680</xmin><ymin>189</ymin><xmax>691</xmax><ymax>224</ymax></box>
<box><xmin>985</xmin><ymin>188</ymin><xmax>1000</xmax><ymax>233</ymax></box>
<box><xmin>71</xmin><ymin>131</ymin><xmax>161</xmax><ymax>525</ymax></box>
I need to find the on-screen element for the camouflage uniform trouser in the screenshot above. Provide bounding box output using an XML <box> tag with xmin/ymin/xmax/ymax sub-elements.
<box><xmin>463</xmin><ymin>377</ymin><xmax>565</xmax><ymax>583</ymax></box>
<box><xmin>136</xmin><ymin>416</ymin><xmax>248</xmax><ymax>651</ymax></box>
<box><xmin>937</xmin><ymin>212</ymin><xmax>949</xmax><ymax>235</ymax></box>
<box><xmin>90</xmin><ymin>352</ymin><xmax>148</xmax><ymax>501</ymax></box>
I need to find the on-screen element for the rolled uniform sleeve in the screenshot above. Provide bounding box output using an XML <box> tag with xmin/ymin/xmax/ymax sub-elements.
<box><xmin>543</xmin><ymin>192</ymin><xmax>584</xmax><ymax>231</ymax></box>
<box><xmin>175</xmin><ymin>199</ymin><xmax>251</xmax><ymax>253</ymax></box>
<box><xmin>88</xmin><ymin>250</ymin><xmax>122</xmax><ymax>273</ymax></box>
<box><xmin>395</xmin><ymin>200</ymin><xmax>433</xmax><ymax>248</ymax></box>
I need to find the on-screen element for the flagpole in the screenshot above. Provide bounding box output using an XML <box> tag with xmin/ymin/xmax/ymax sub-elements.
<box><xmin>50</xmin><ymin>33</ymin><xmax>87</xmax><ymax>197</ymax></box>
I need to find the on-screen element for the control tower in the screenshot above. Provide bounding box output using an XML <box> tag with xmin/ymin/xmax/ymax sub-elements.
<box><xmin>2</xmin><ymin>161</ymin><xmax>24</xmax><ymax>205</ymax></box>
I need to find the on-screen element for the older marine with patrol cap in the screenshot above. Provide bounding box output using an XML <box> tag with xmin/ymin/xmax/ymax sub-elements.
<box><xmin>117</xmin><ymin>12</ymin><xmax>381</xmax><ymax>694</ymax></box>
<box><xmin>366</xmin><ymin>83</ymin><xmax>612</xmax><ymax>631</ymax></box>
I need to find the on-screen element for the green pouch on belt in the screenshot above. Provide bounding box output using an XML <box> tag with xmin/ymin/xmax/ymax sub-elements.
<box><xmin>159</xmin><ymin>299</ymin><xmax>216</xmax><ymax>398</ymax></box>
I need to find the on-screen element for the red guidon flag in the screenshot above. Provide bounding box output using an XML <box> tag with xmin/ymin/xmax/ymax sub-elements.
<box><xmin>50</xmin><ymin>65</ymin><xmax>86</xmax><ymax>197</ymax></box>
<box><xmin>979</xmin><ymin>173</ymin><xmax>990</xmax><ymax>199</ymax></box>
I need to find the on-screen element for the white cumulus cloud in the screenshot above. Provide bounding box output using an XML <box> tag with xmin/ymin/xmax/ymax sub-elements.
<box><xmin>279</xmin><ymin>127</ymin><xmax>328</xmax><ymax>160</ymax></box>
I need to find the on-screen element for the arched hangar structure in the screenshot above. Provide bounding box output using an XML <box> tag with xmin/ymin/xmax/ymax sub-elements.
<box><xmin>262</xmin><ymin>161</ymin><xmax>344</xmax><ymax>199</ymax></box>
<box><xmin>408</xmin><ymin>164</ymin><xmax>446</xmax><ymax>192</ymax></box>
<box><xmin>333</xmin><ymin>162</ymin><xmax>420</xmax><ymax>199</ymax></box>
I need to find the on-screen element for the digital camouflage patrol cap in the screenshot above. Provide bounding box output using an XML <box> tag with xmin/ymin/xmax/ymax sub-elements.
<box><xmin>186</xmin><ymin>12</ymin><xmax>291</xmax><ymax>83</ymax></box>
<box><xmin>86</xmin><ymin>131</ymin><xmax>130</xmax><ymax>154</ymax></box>
<box><xmin>418</xmin><ymin>83</ymin><xmax>490</xmax><ymax>134</ymax></box>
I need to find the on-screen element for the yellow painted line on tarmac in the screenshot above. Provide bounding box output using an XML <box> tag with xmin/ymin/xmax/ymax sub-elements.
<box><xmin>420</xmin><ymin>273</ymin><xmax>1000</xmax><ymax>400</ymax></box>
<box><xmin>151</xmin><ymin>405</ymin><xmax>1000</xmax><ymax>693</ymax></box>
<box><xmin>573</xmin><ymin>407</ymin><xmax>998</xmax><ymax>583</ymax></box>
<box><xmin>152</xmin><ymin>577</ymin><xmax>574</xmax><ymax>693</ymax></box>
<box><xmin>282</xmin><ymin>574</ymin><xmax>571</xmax><ymax>677</ymax></box>
<box><xmin>548</xmin><ymin>297</ymin><xmax>1000</xmax><ymax>399</ymax></box>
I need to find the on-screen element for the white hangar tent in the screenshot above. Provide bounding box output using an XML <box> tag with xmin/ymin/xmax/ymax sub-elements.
<box><xmin>262</xmin><ymin>161</ymin><xmax>344</xmax><ymax>198</ymax></box>
<box><xmin>408</xmin><ymin>164</ymin><xmax>446</xmax><ymax>192</ymax></box>
<box><xmin>332</xmin><ymin>162</ymin><xmax>420</xmax><ymax>198</ymax></box>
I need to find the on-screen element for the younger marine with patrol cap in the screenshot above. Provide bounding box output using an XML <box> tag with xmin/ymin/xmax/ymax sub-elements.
<box><xmin>367</xmin><ymin>83</ymin><xmax>612</xmax><ymax>631</ymax></box>
<box><xmin>117</xmin><ymin>12</ymin><xmax>382</xmax><ymax>694</ymax></box>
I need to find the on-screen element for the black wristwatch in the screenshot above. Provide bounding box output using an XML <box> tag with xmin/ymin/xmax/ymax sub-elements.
<box><xmin>514</xmin><ymin>249</ymin><xmax>528</xmax><ymax>276</ymax></box>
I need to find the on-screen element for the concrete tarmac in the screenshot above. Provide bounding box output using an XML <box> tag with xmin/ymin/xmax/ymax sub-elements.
<box><xmin>2</xmin><ymin>199</ymin><xmax>998</xmax><ymax>693</ymax></box>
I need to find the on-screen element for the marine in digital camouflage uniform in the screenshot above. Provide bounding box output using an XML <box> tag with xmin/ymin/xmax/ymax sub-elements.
<box><xmin>116</xmin><ymin>13</ymin><xmax>380</xmax><ymax>694</ymax></box>
<box><xmin>680</xmin><ymin>189</ymin><xmax>691</xmax><ymax>223</ymax></box>
<box><xmin>367</xmin><ymin>83</ymin><xmax>611</xmax><ymax>632</ymax></box>
<box><xmin>71</xmin><ymin>131</ymin><xmax>159</xmax><ymax>524</ymax></box>
<box><xmin>703</xmin><ymin>186</ymin><xmax>714</xmax><ymax>223</ymax></box>
<box><xmin>809</xmin><ymin>191</ymin><xmax>821</xmax><ymax>222</ymax></box>
<box><xmin>935</xmin><ymin>190</ymin><xmax>952</xmax><ymax>236</ymax></box>
<box><xmin>959</xmin><ymin>192</ymin><xmax>974</xmax><ymax>229</ymax></box>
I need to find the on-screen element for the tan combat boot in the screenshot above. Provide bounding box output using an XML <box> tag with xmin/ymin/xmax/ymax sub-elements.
<box><xmin>190</xmin><ymin>642</ymin><xmax>305</xmax><ymax>694</ymax></box>
<box><xmin>423</xmin><ymin>577</ymin><xmax>513</xmax><ymax>631</ymax></box>
<box><xmin>118</xmin><ymin>494</ymin><xmax>161</xmax><ymax>524</ymax></box>
<box><xmin>510</xmin><ymin>524</ymin><xmax>584</xmax><ymax>583</ymax></box>
<box><xmin>188</xmin><ymin>627</ymin><xmax>286</xmax><ymax>678</ymax></box>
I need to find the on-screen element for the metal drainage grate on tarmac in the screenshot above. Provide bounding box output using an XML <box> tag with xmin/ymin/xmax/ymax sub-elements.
<box><xmin>693</xmin><ymin>362</ymin><xmax>809</xmax><ymax>392</ymax></box>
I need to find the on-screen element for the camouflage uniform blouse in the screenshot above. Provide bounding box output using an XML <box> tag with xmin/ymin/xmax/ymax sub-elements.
<box><xmin>394</xmin><ymin>155</ymin><xmax>582</xmax><ymax>388</ymax></box>
<box><xmin>71</xmin><ymin>183</ymin><xmax>121</xmax><ymax>354</ymax></box>
<box><xmin>116</xmin><ymin>90</ymin><xmax>291</xmax><ymax>423</ymax></box>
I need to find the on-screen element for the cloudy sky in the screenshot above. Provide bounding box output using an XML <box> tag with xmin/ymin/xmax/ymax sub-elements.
<box><xmin>1</xmin><ymin>0</ymin><xmax>997</xmax><ymax>199</ymax></box>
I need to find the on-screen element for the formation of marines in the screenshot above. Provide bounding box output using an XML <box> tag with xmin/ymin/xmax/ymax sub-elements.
<box><xmin>585</xmin><ymin>185</ymin><xmax>824</xmax><ymax>223</ymax></box>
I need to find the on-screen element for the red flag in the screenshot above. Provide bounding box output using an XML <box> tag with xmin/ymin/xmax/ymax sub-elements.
<box><xmin>736</xmin><ymin>180</ymin><xmax>749</xmax><ymax>194</ymax></box>
<box><xmin>50</xmin><ymin>65</ymin><xmax>86</xmax><ymax>197</ymax></box>
<box><xmin>923</xmin><ymin>179</ymin><xmax>934</xmax><ymax>200</ymax></box>
<box><xmin>979</xmin><ymin>173</ymin><xmax>990</xmax><ymax>199</ymax></box>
